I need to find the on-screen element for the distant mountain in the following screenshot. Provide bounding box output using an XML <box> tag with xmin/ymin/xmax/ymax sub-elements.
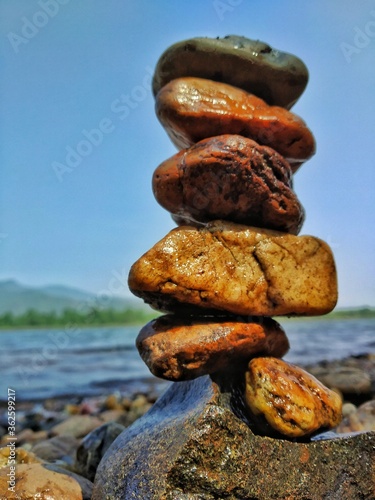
<box><xmin>0</xmin><ymin>279</ymin><xmax>147</xmax><ymax>315</ymax></box>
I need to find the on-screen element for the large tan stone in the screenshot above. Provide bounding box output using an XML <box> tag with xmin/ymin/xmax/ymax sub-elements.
<box><xmin>128</xmin><ymin>220</ymin><xmax>338</xmax><ymax>317</ymax></box>
<box><xmin>155</xmin><ymin>77</ymin><xmax>315</xmax><ymax>170</ymax></box>
<box><xmin>245</xmin><ymin>357</ymin><xmax>342</xmax><ymax>438</ymax></box>
<box><xmin>137</xmin><ymin>314</ymin><xmax>289</xmax><ymax>380</ymax></box>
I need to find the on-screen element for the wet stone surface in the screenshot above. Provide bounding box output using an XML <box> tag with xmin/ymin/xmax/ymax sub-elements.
<box><xmin>137</xmin><ymin>314</ymin><xmax>289</xmax><ymax>381</ymax></box>
<box><xmin>92</xmin><ymin>374</ymin><xmax>375</xmax><ymax>500</ymax></box>
<box><xmin>156</xmin><ymin>77</ymin><xmax>316</xmax><ymax>170</ymax></box>
<box><xmin>128</xmin><ymin>220</ymin><xmax>338</xmax><ymax>317</ymax></box>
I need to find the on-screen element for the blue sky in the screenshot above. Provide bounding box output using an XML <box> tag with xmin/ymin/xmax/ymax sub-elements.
<box><xmin>0</xmin><ymin>0</ymin><xmax>374</xmax><ymax>308</ymax></box>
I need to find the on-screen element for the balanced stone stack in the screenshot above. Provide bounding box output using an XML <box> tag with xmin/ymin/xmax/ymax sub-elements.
<box><xmin>130</xmin><ymin>35</ymin><xmax>341</xmax><ymax>437</ymax></box>
<box><xmin>93</xmin><ymin>37</ymin><xmax>375</xmax><ymax>499</ymax></box>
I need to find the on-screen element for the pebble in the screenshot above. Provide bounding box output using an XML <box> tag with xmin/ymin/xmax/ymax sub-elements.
<box><xmin>74</xmin><ymin>421</ymin><xmax>125</xmax><ymax>482</ymax></box>
<box><xmin>120</xmin><ymin>394</ymin><xmax>153</xmax><ymax>427</ymax></box>
<box><xmin>244</xmin><ymin>357</ymin><xmax>342</xmax><ymax>438</ymax></box>
<box><xmin>308</xmin><ymin>365</ymin><xmax>372</xmax><ymax>396</ymax></box>
<box><xmin>104</xmin><ymin>392</ymin><xmax>126</xmax><ymax>411</ymax></box>
<box><xmin>152</xmin><ymin>35</ymin><xmax>309</xmax><ymax>109</ymax></box>
<box><xmin>0</xmin><ymin>447</ymin><xmax>42</xmax><ymax>468</ymax></box>
<box><xmin>31</xmin><ymin>435</ymin><xmax>80</xmax><ymax>465</ymax></box>
<box><xmin>50</xmin><ymin>414</ymin><xmax>103</xmax><ymax>439</ymax></box>
<box><xmin>336</xmin><ymin>399</ymin><xmax>375</xmax><ymax>433</ymax></box>
<box><xmin>99</xmin><ymin>408</ymin><xmax>126</xmax><ymax>423</ymax></box>
<box><xmin>0</xmin><ymin>463</ymin><xmax>93</xmax><ymax>500</ymax></box>
<box><xmin>342</xmin><ymin>402</ymin><xmax>357</xmax><ymax>417</ymax></box>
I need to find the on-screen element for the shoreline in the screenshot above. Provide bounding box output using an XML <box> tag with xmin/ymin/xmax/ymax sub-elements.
<box><xmin>1</xmin><ymin>309</ymin><xmax>375</xmax><ymax>332</ymax></box>
<box><xmin>0</xmin><ymin>352</ymin><xmax>373</xmax><ymax>496</ymax></box>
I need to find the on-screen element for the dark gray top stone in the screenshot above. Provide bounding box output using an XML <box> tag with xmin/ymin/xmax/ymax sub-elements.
<box><xmin>152</xmin><ymin>35</ymin><xmax>309</xmax><ymax>109</ymax></box>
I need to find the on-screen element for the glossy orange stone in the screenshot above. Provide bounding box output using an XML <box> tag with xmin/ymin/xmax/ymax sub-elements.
<box><xmin>156</xmin><ymin>77</ymin><xmax>316</xmax><ymax>171</ymax></box>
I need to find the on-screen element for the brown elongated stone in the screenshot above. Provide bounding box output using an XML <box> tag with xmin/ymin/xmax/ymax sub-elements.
<box><xmin>155</xmin><ymin>77</ymin><xmax>316</xmax><ymax>171</ymax></box>
<box><xmin>244</xmin><ymin>357</ymin><xmax>343</xmax><ymax>438</ymax></box>
<box><xmin>152</xmin><ymin>35</ymin><xmax>309</xmax><ymax>109</ymax></box>
<box><xmin>136</xmin><ymin>314</ymin><xmax>289</xmax><ymax>381</ymax></box>
<box><xmin>153</xmin><ymin>134</ymin><xmax>305</xmax><ymax>234</ymax></box>
<box><xmin>128</xmin><ymin>220</ymin><xmax>338</xmax><ymax>317</ymax></box>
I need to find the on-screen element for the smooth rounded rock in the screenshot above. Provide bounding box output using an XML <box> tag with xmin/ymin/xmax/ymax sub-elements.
<box><xmin>244</xmin><ymin>357</ymin><xmax>343</xmax><ymax>438</ymax></box>
<box><xmin>92</xmin><ymin>375</ymin><xmax>375</xmax><ymax>499</ymax></box>
<box><xmin>137</xmin><ymin>314</ymin><xmax>289</xmax><ymax>380</ymax></box>
<box><xmin>128</xmin><ymin>220</ymin><xmax>338</xmax><ymax>317</ymax></box>
<box><xmin>337</xmin><ymin>399</ymin><xmax>375</xmax><ymax>433</ymax></box>
<box><xmin>50</xmin><ymin>414</ymin><xmax>103</xmax><ymax>439</ymax></box>
<box><xmin>153</xmin><ymin>134</ymin><xmax>305</xmax><ymax>233</ymax></box>
<box><xmin>156</xmin><ymin>77</ymin><xmax>316</xmax><ymax>170</ymax></box>
<box><xmin>31</xmin><ymin>435</ymin><xmax>80</xmax><ymax>464</ymax></box>
<box><xmin>74</xmin><ymin>422</ymin><xmax>125</xmax><ymax>482</ymax></box>
<box><xmin>310</xmin><ymin>366</ymin><xmax>372</xmax><ymax>396</ymax></box>
<box><xmin>152</xmin><ymin>35</ymin><xmax>309</xmax><ymax>109</ymax></box>
<box><xmin>0</xmin><ymin>463</ymin><xmax>93</xmax><ymax>500</ymax></box>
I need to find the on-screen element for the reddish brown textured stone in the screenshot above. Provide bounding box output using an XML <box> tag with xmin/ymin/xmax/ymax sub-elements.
<box><xmin>155</xmin><ymin>77</ymin><xmax>316</xmax><ymax>171</ymax></box>
<box><xmin>92</xmin><ymin>375</ymin><xmax>375</xmax><ymax>499</ymax></box>
<box><xmin>128</xmin><ymin>220</ymin><xmax>338</xmax><ymax>317</ymax></box>
<box><xmin>245</xmin><ymin>357</ymin><xmax>343</xmax><ymax>438</ymax></box>
<box><xmin>153</xmin><ymin>134</ymin><xmax>305</xmax><ymax>234</ymax></box>
<box><xmin>136</xmin><ymin>314</ymin><xmax>289</xmax><ymax>381</ymax></box>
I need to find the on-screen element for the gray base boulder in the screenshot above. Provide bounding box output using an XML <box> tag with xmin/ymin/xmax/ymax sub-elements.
<box><xmin>92</xmin><ymin>374</ymin><xmax>375</xmax><ymax>499</ymax></box>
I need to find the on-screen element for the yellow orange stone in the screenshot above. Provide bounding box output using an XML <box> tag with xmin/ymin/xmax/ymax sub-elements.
<box><xmin>245</xmin><ymin>357</ymin><xmax>343</xmax><ymax>438</ymax></box>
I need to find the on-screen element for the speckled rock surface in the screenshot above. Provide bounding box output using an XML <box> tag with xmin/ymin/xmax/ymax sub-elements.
<box><xmin>155</xmin><ymin>77</ymin><xmax>315</xmax><ymax>170</ymax></box>
<box><xmin>152</xmin><ymin>35</ymin><xmax>309</xmax><ymax>109</ymax></box>
<box><xmin>128</xmin><ymin>220</ymin><xmax>338</xmax><ymax>317</ymax></box>
<box><xmin>92</xmin><ymin>375</ymin><xmax>375</xmax><ymax>499</ymax></box>
<box><xmin>153</xmin><ymin>134</ymin><xmax>305</xmax><ymax>234</ymax></box>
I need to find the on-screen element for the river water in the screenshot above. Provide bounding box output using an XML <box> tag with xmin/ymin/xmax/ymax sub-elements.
<box><xmin>1</xmin><ymin>318</ymin><xmax>374</xmax><ymax>402</ymax></box>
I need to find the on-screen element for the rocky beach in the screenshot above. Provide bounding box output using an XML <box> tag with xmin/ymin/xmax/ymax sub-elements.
<box><xmin>0</xmin><ymin>353</ymin><xmax>374</xmax><ymax>498</ymax></box>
